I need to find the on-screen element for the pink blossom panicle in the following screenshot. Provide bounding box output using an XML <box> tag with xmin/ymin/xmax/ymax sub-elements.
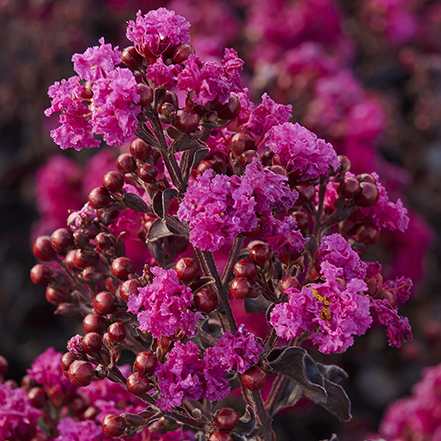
<box><xmin>126</xmin><ymin>8</ymin><xmax>191</xmax><ymax>55</ymax></box>
<box><xmin>0</xmin><ymin>382</ymin><xmax>42</xmax><ymax>441</ymax></box>
<box><xmin>72</xmin><ymin>37</ymin><xmax>122</xmax><ymax>82</ymax></box>
<box><xmin>55</xmin><ymin>417</ymin><xmax>102</xmax><ymax>441</ymax></box>
<box><xmin>267</xmin><ymin>122</ymin><xmax>340</xmax><ymax>180</ymax></box>
<box><xmin>127</xmin><ymin>266</ymin><xmax>202</xmax><ymax>338</ymax></box>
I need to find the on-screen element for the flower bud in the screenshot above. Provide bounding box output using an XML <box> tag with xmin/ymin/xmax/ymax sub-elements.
<box><xmin>116</xmin><ymin>153</ymin><xmax>137</xmax><ymax>174</ymax></box>
<box><xmin>139</xmin><ymin>163</ymin><xmax>158</xmax><ymax>183</ymax></box>
<box><xmin>88</xmin><ymin>187</ymin><xmax>112</xmax><ymax>209</ymax></box>
<box><xmin>108</xmin><ymin>322</ymin><xmax>126</xmax><ymax>343</ymax></box>
<box><xmin>83</xmin><ymin>313</ymin><xmax>108</xmax><ymax>335</ymax></box>
<box><xmin>230</xmin><ymin>277</ymin><xmax>259</xmax><ymax>299</ymax></box>
<box><xmin>111</xmin><ymin>257</ymin><xmax>135</xmax><ymax>281</ymax></box>
<box><xmin>30</xmin><ymin>264</ymin><xmax>52</xmax><ymax>286</ymax></box>
<box><xmin>130</xmin><ymin>138</ymin><xmax>152</xmax><ymax>161</ymax></box>
<box><xmin>33</xmin><ymin>236</ymin><xmax>57</xmax><ymax>261</ymax></box>
<box><xmin>209</xmin><ymin>431</ymin><xmax>233</xmax><ymax>441</ymax></box>
<box><xmin>230</xmin><ymin>133</ymin><xmax>256</xmax><ymax>157</ymax></box>
<box><xmin>354</xmin><ymin>182</ymin><xmax>379</xmax><ymax>207</ymax></box>
<box><xmin>242</xmin><ymin>366</ymin><xmax>266</xmax><ymax>390</ymax></box>
<box><xmin>233</xmin><ymin>258</ymin><xmax>258</xmax><ymax>280</ymax></box>
<box><xmin>93</xmin><ymin>291</ymin><xmax>119</xmax><ymax>315</ymax></box>
<box><xmin>68</xmin><ymin>360</ymin><xmax>95</xmax><ymax>386</ymax></box>
<box><xmin>172</xmin><ymin>43</ymin><xmax>195</xmax><ymax>64</ymax></box>
<box><xmin>50</xmin><ymin>228</ymin><xmax>74</xmax><ymax>255</ymax></box>
<box><xmin>82</xmin><ymin>332</ymin><xmax>103</xmax><ymax>355</ymax></box>
<box><xmin>126</xmin><ymin>372</ymin><xmax>150</xmax><ymax>395</ymax></box>
<box><xmin>121</xmin><ymin>46</ymin><xmax>144</xmax><ymax>68</ymax></box>
<box><xmin>102</xmin><ymin>414</ymin><xmax>127</xmax><ymax>437</ymax></box>
<box><xmin>214</xmin><ymin>408</ymin><xmax>239</xmax><ymax>431</ymax></box>
<box><xmin>102</xmin><ymin>171</ymin><xmax>125</xmax><ymax>193</ymax></box>
<box><xmin>134</xmin><ymin>351</ymin><xmax>158</xmax><ymax>375</ymax></box>
<box><xmin>194</xmin><ymin>287</ymin><xmax>218</xmax><ymax>313</ymax></box>
<box><xmin>249</xmin><ymin>244</ymin><xmax>271</xmax><ymax>267</ymax></box>
<box><xmin>174</xmin><ymin>257</ymin><xmax>199</xmax><ymax>282</ymax></box>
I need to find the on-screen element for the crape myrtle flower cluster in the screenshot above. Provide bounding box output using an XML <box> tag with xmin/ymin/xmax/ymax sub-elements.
<box><xmin>26</xmin><ymin>7</ymin><xmax>414</xmax><ymax>441</ymax></box>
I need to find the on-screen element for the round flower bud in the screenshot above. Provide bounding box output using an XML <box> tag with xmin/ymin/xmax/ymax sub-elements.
<box><xmin>139</xmin><ymin>163</ymin><xmax>158</xmax><ymax>183</ymax></box>
<box><xmin>357</xmin><ymin>173</ymin><xmax>376</xmax><ymax>184</ymax></box>
<box><xmin>68</xmin><ymin>360</ymin><xmax>95</xmax><ymax>387</ymax></box>
<box><xmin>60</xmin><ymin>352</ymin><xmax>80</xmax><ymax>372</ymax></box>
<box><xmin>119</xmin><ymin>278</ymin><xmax>142</xmax><ymax>302</ymax></box>
<box><xmin>33</xmin><ymin>236</ymin><xmax>57</xmax><ymax>261</ymax></box>
<box><xmin>337</xmin><ymin>177</ymin><xmax>362</xmax><ymax>199</ymax></box>
<box><xmin>28</xmin><ymin>387</ymin><xmax>46</xmax><ymax>409</ymax></box>
<box><xmin>238</xmin><ymin>150</ymin><xmax>260</xmax><ymax>169</ymax></box>
<box><xmin>108</xmin><ymin>322</ymin><xmax>126</xmax><ymax>343</ymax></box>
<box><xmin>126</xmin><ymin>371</ymin><xmax>150</xmax><ymax>395</ymax></box>
<box><xmin>242</xmin><ymin>366</ymin><xmax>266</xmax><ymax>390</ymax></box>
<box><xmin>102</xmin><ymin>414</ymin><xmax>127</xmax><ymax>437</ymax></box>
<box><xmin>82</xmin><ymin>332</ymin><xmax>103</xmax><ymax>355</ymax></box>
<box><xmin>130</xmin><ymin>138</ymin><xmax>152</xmax><ymax>161</ymax></box>
<box><xmin>30</xmin><ymin>264</ymin><xmax>52</xmax><ymax>286</ymax></box>
<box><xmin>111</xmin><ymin>257</ymin><xmax>135</xmax><ymax>281</ymax></box>
<box><xmin>194</xmin><ymin>287</ymin><xmax>218</xmax><ymax>313</ymax></box>
<box><xmin>293</xmin><ymin>182</ymin><xmax>316</xmax><ymax>205</ymax></box>
<box><xmin>215</xmin><ymin>94</ymin><xmax>241</xmax><ymax>120</ymax></box>
<box><xmin>174</xmin><ymin>108</ymin><xmax>200</xmax><ymax>132</ymax></box>
<box><xmin>88</xmin><ymin>187</ymin><xmax>112</xmax><ymax>209</ymax></box>
<box><xmin>50</xmin><ymin>228</ymin><xmax>74</xmax><ymax>255</ymax></box>
<box><xmin>172</xmin><ymin>43</ymin><xmax>195</xmax><ymax>64</ymax></box>
<box><xmin>102</xmin><ymin>171</ymin><xmax>125</xmax><ymax>193</ymax></box>
<box><xmin>73</xmin><ymin>249</ymin><xmax>99</xmax><ymax>269</ymax></box>
<box><xmin>138</xmin><ymin>83</ymin><xmax>154</xmax><ymax>108</ymax></box>
<box><xmin>45</xmin><ymin>287</ymin><xmax>69</xmax><ymax>305</ymax></box>
<box><xmin>249</xmin><ymin>244</ymin><xmax>271</xmax><ymax>267</ymax></box>
<box><xmin>121</xmin><ymin>46</ymin><xmax>144</xmax><ymax>68</ymax></box>
<box><xmin>93</xmin><ymin>291</ymin><xmax>119</xmax><ymax>315</ymax></box>
<box><xmin>174</xmin><ymin>257</ymin><xmax>199</xmax><ymax>282</ymax></box>
<box><xmin>83</xmin><ymin>313</ymin><xmax>108</xmax><ymax>335</ymax></box>
<box><xmin>280</xmin><ymin>277</ymin><xmax>300</xmax><ymax>292</ymax></box>
<box><xmin>230</xmin><ymin>277</ymin><xmax>259</xmax><ymax>299</ymax></box>
<box><xmin>230</xmin><ymin>133</ymin><xmax>256</xmax><ymax>157</ymax></box>
<box><xmin>134</xmin><ymin>351</ymin><xmax>158</xmax><ymax>375</ymax></box>
<box><xmin>233</xmin><ymin>258</ymin><xmax>258</xmax><ymax>280</ymax></box>
<box><xmin>116</xmin><ymin>153</ymin><xmax>137</xmax><ymax>174</ymax></box>
<box><xmin>355</xmin><ymin>223</ymin><xmax>380</xmax><ymax>246</ymax></box>
<box><xmin>354</xmin><ymin>182</ymin><xmax>379</xmax><ymax>207</ymax></box>
<box><xmin>214</xmin><ymin>408</ymin><xmax>239</xmax><ymax>431</ymax></box>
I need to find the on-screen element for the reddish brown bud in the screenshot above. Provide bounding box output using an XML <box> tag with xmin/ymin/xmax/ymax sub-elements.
<box><xmin>238</xmin><ymin>150</ymin><xmax>260</xmax><ymax>169</ymax></box>
<box><xmin>233</xmin><ymin>258</ymin><xmax>258</xmax><ymax>280</ymax></box>
<box><xmin>249</xmin><ymin>244</ymin><xmax>271</xmax><ymax>267</ymax></box>
<box><xmin>73</xmin><ymin>248</ymin><xmax>100</xmax><ymax>269</ymax></box>
<box><xmin>134</xmin><ymin>351</ymin><xmax>158</xmax><ymax>375</ymax></box>
<box><xmin>280</xmin><ymin>277</ymin><xmax>300</xmax><ymax>292</ymax></box>
<box><xmin>116</xmin><ymin>153</ymin><xmax>137</xmax><ymax>174</ymax></box>
<box><xmin>102</xmin><ymin>413</ymin><xmax>127</xmax><ymax>437</ymax></box>
<box><xmin>82</xmin><ymin>332</ymin><xmax>103</xmax><ymax>355</ymax></box>
<box><xmin>215</xmin><ymin>94</ymin><xmax>241</xmax><ymax>120</ymax></box>
<box><xmin>102</xmin><ymin>171</ymin><xmax>125</xmax><ymax>193</ymax></box>
<box><xmin>93</xmin><ymin>291</ymin><xmax>119</xmax><ymax>315</ymax></box>
<box><xmin>119</xmin><ymin>279</ymin><xmax>142</xmax><ymax>302</ymax></box>
<box><xmin>355</xmin><ymin>223</ymin><xmax>380</xmax><ymax>246</ymax></box>
<box><xmin>68</xmin><ymin>360</ymin><xmax>94</xmax><ymax>387</ymax></box>
<box><xmin>172</xmin><ymin>43</ymin><xmax>195</xmax><ymax>64</ymax></box>
<box><xmin>108</xmin><ymin>322</ymin><xmax>126</xmax><ymax>343</ymax></box>
<box><xmin>60</xmin><ymin>352</ymin><xmax>80</xmax><ymax>372</ymax></box>
<box><xmin>230</xmin><ymin>277</ymin><xmax>259</xmax><ymax>299</ymax></box>
<box><xmin>194</xmin><ymin>287</ymin><xmax>218</xmax><ymax>313</ymax></box>
<box><xmin>337</xmin><ymin>176</ymin><xmax>362</xmax><ymax>199</ymax></box>
<box><xmin>30</xmin><ymin>264</ymin><xmax>52</xmax><ymax>286</ymax></box>
<box><xmin>50</xmin><ymin>228</ymin><xmax>74</xmax><ymax>255</ymax></box>
<box><xmin>130</xmin><ymin>138</ymin><xmax>152</xmax><ymax>161</ymax></box>
<box><xmin>139</xmin><ymin>163</ymin><xmax>158</xmax><ymax>183</ymax></box>
<box><xmin>88</xmin><ymin>187</ymin><xmax>112</xmax><ymax>209</ymax></box>
<box><xmin>242</xmin><ymin>366</ymin><xmax>266</xmax><ymax>390</ymax></box>
<box><xmin>121</xmin><ymin>46</ymin><xmax>144</xmax><ymax>68</ymax></box>
<box><xmin>174</xmin><ymin>108</ymin><xmax>200</xmax><ymax>132</ymax></box>
<box><xmin>33</xmin><ymin>236</ymin><xmax>57</xmax><ymax>261</ymax></box>
<box><xmin>138</xmin><ymin>83</ymin><xmax>154</xmax><ymax>107</ymax></box>
<box><xmin>111</xmin><ymin>257</ymin><xmax>135</xmax><ymax>281</ymax></box>
<box><xmin>354</xmin><ymin>182</ymin><xmax>379</xmax><ymax>207</ymax></box>
<box><xmin>293</xmin><ymin>182</ymin><xmax>316</xmax><ymax>205</ymax></box>
<box><xmin>209</xmin><ymin>430</ymin><xmax>233</xmax><ymax>441</ymax></box>
<box><xmin>230</xmin><ymin>133</ymin><xmax>256</xmax><ymax>157</ymax></box>
<box><xmin>45</xmin><ymin>286</ymin><xmax>69</xmax><ymax>305</ymax></box>
<box><xmin>126</xmin><ymin>371</ymin><xmax>150</xmax><ymax>395</ymax></box>
<box><xmin>174</xmin><ymin>257</ymin><xmax>199</xmax><ymax>282</ymax></box>
<box><xmin>214</xmin><ymin>408</ymin><xmax>239</xmax><ymax>431</ymax></box>
<box><xmin>28</xmin><ymin>387</ymin><xmax>46</xmax><ymax>408</ymax></box>
<box><xmin>83</xmin><ymin>313</ymin><xmax>108</xmax><ymax>335</ymax></box>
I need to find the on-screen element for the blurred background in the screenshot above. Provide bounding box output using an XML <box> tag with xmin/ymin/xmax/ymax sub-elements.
<box><xmin>1</xmin><ymin>0</ymin><xmax>441</xmax><ymax>439</ymax></box>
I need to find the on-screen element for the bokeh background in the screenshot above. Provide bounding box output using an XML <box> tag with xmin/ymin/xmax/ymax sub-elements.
<box><xmin>1</xmin><ymin>1</ymin><xmax>441</xmax><ymax>440</ymax></box>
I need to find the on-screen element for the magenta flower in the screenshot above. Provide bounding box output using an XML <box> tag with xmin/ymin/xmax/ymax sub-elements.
<box><xmin>242</xmin><ymin>93</ymin><xmax>293</xmax><ymax>140</ymax></box>
<box><xmin>270</xmin><ymin>261</ymin><xmax>372</xmax><ymax>354</ymax></box>
<box><xmin>127</xmin><ymin>266</ymin><xmax>202</xmax><ymax>338</ymax></box>
<box><xmin>0</xmin><ymin>382</ymin><xmax>42</xmax><ymax>441</ymax></box>
<box><xmin>177</xmin><ymin>48</ymin><xmax>244</xmax><ymax>106</ymax></box>
<box><xmin>67</xmin><ymin>202</ymin><xmax>97</xmax><ymax>231</ymax></box>
<box><xmin>202</xmin><ymin>347</ymin><xmax>231</xmax><ymax>402</ymax></box>
<box><xmin>358</xmin><ymin>172</ymin><xmax>409</xmax><ymax>232</ymax></box>
<box><xmin>56</xmin><ymin>417</ymin><xmax>102</xmax><ymax>441</ymax></box>
<box><xmin>317</xmin><ymin>233</ymin><xmax>366</xmax><ymax>282</ymax></box>
<box><xmin>267</xmin><ymin>122</ymin><xmax>340</xmax><ymax>180</ymax></box>
<box><xmin>146</xmin><ymin>57</ymin><xmax>181</xmax><ymax>87</ymax></box>
<box><xmin>126</xmin><ymin>8</ymin><xmax>191</xmax><ymax>56</ymax></box>
<box><xmin>72</xmin><ymin>37</ymin><xmax>122</xmax><ymax>82</ymax></box>
<box><xmin>155</xmin><ymin>341</ymin><xmax>205</xmax><ymax>411</ymax></box>
<box><xmin>67</xmin><ymin>334</ymin><xmax>84</xmax><ymax>354</ymax></box>
<box><xmin>210</xmin><ymin>325</ymin><xmax>264</xmax><ymax>374</ymax></box>
<box><xmin>91</xmin><ymin>67</ymin><xmax>141</xmax><ymax>147</ymax></box>
<box><xmin>45</xmin><ymin>76</ymin><xmax>99</xmax><ymax>151</ymax></box>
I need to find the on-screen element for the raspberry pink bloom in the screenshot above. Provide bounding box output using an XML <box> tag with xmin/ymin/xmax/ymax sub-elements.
<box><xmin>72</xmin><ymin>37</ymin><xmax>122</xmax><ymax>82</ymax></box>
<box><xmin>55</xmin><ymin>417</ymin><xmax>102</xmax><ymax>441</ymax></box>
<box><xmin>0</xmin><ymin>382</ymin><xmax>42</xmax><ymax>441</ymax></box>
<box><xmin>127</xmin><ymin>266</ymin><xmax>202</xmax><ymax>338</ymax></box>
<box><xmin>177</xmin><ymin>49</ymin><xmax>244</xmax><ymax>106</ymax></box>
<box><xmin>126</xmin><ymin>8</ymin><xmax>191</xmax><ymax>56</ymax></box>
<box><xmin>317</xmin><ymin>233</ymin><xmax>366</xmax><ymax>282</ymax></box>
<box><xmin>91</xmin><ymin>67</ymin><xmax>141</xmax><ymax>146</ymax></box>
<box><xmin>267</xmin><ymin>122</ymin><xmax>340</xmax><ymax>180</ymax></box>
<box><xmin>155</xmin><ymin>341</ymin><xmax>205</xmax><ymax>411</ymax></box>
<box><xmin>45</xmin><ymin>76</ymin><xmax>99</xmax><ymax>151</ymax></box>
<box><xmin>270</xmin><ymin>261</ymin><xmax>372</xmax><ymax>354</ymax></box>
<box><xmin>146</xmin><ymin>57</ymin><xmax>181</xmax><ymax>87</ymax></box>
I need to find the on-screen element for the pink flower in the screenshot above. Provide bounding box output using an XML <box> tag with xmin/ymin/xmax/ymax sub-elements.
<box><xmin>242</xmin><ymin>93</ymin><xmax>293</xmax><ymax>140</ymax></box>
<box><xmin>155</xmin><ymin>341</ymin><xmax>205</xmax><ymax>411</ymax></box>
<box><xmin>67</xmin><ymin>202</ymin><xmax>98</xmax><ymax>231</ymax></box>
<box><xmin>126</xmin><ymin>8</ymin><xmax>191</xmax><ymax>56</ymax></box>
<box><xmin>127</xmin><ymin>266</ymin><xmax>202</xmax><ymax>338</ymax></box>
<box><xmin>146</xmin><ymin>57</ymin><xmax>181</xmax><ymax>87</ymax></box>
<box><xmin>267</xmin><ymin>122</ymin><xmax>340</xmax><ymax>180</ymax></box>
<box><xmin>91</xmin><ymin>67</ymin><xmax>141</xmax><ymax>147</ymax></box>
<box><xmin>177</xmin><ymin>48</ymin><xmax>244</xmax><ymax>106</ymax></box>
<box><xmin>317</xmin><ymin>233</ymin><xmax>366</xmax><ymax>282</ymax></box>
<box><xmin>45</xmin><ymin>76</ymin><xmax>99</xmax><ymax>151</ymax></box>
<box><xmin>72</xmin><ymin>37</ymin><xmax>121</xmax><ymax>82</ymax></box>
<box><xmin>56</xmin><ymin>417</ymin><xmax>102</xmax><ymax>441</ymax></box>
<box><xmin>0</xmin><ymin>382</ymin><xmax>42</xmax><ymax>441</ymax></box>
<box><xmin>210</xmin><ymin>325</ymin><xmax>263</xmax><ymax>374</ymax></box>
<box><xmin>270</xmin><ymin>261</ymin><xmax>372</xmax><ymax>354</ymax></box>
<box><xmin>202</xmin><ymin>347</ymin><xmax>231</xmax><ymax>402</ymax></box>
